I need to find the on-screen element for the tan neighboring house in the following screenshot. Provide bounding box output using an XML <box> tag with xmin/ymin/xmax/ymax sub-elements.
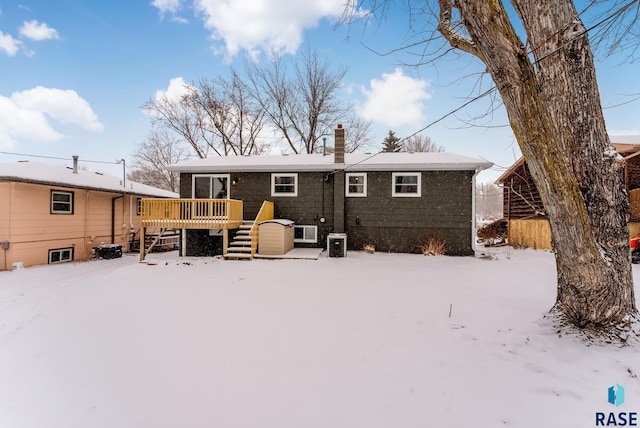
<box><xmin>0</xmin><ymin>158</ymin><xmax>178</xmax><ymax>270</ymax></box>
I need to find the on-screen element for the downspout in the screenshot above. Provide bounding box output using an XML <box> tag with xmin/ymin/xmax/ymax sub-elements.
<box><xmin>471</xmin><ymin>167</ymin><xmax>480</xmax><ymax>254</ymax></box>
<box><xmin>112</xmin><ymin>194</ymin><xmax>124</xmax><ymax>244</ymax></box>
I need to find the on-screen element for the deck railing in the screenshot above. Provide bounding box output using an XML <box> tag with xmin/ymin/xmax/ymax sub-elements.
<box><xmin>141</xmin><ymin>199</ymin><xmax>244</xmax><ymax>229</ymax></box>
<box><xmin>249</xmin><ymin>201</ymin><xmax>275</xmax><ymax>254</ymax></box>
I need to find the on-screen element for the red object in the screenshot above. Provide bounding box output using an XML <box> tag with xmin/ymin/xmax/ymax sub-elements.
<box><xmin>337</xmin><ymin>124</ymin><xmax>342</xmax><ymax>129</ymax></box>
<box><xmin>630</xmin><ymin>238</ymin><xmax>640</xmax><ymax>249</ymax></box>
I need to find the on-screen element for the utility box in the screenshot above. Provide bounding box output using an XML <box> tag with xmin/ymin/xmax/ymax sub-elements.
<box><xmin>327</xmin><ymin>233</ymin><xmax>347</xmax><ymax>257</ymax></box>
<box><xmin>94</xmin><ymin>244</ymin><xmax>123</xmax><ymax>259</ymax></box>
<box><xmin>258</xmin><ymin>219</ymin><xmax>295</xmax><ymax>255</ymax></box>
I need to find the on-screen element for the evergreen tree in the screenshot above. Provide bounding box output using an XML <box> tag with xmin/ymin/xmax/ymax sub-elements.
<box><xmin>382</xmin><ymin>130</ymin><xmax>401</xmax><ymax>152</ymax></box>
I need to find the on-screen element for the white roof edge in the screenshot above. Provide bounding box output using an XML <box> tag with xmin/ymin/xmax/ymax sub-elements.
<box><xmin>167</xmin><ymin>162</ymin><xmax>493</xmax><ymax>173</ymax></box>
<box><xmin>0</xmin><ymin>161</ymin><xmax>179</xmax><ymax>198</ymax></box>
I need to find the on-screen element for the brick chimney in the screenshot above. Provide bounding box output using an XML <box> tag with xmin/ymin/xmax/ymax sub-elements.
<box><xmin>334</xmin><ymin>124</ymin><xmax>345</xmax><ymax>164</ymax></box>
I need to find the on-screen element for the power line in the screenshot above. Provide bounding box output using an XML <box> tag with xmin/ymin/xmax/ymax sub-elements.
<box><xmin>397</xmin><ymin>0</ymin><xmax>638</xmax><ymax>145</ymax></box>
<box><xmin>0</xmin><ymin>151</ymin><xmax>121</xmax><ymax>165</ymax></box>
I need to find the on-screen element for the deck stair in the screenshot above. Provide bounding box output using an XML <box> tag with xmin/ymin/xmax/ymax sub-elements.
<box><xmin>140</xmin><ymin>228</ymin><xmax>180</xmax><ymax>258</ymax></box>
<box><xmin>224</xmin><ymin>221</ymin><xmax>255</xmax><ymax>260</ymax></box>
<box><xmin>223</xmin><ymin>201</ymin><xmax>274</xmax><ymax>261</ymax></box>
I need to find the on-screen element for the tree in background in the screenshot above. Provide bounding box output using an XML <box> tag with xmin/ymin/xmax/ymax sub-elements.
<box><xmin>345</xmin><ymin>0</ymin><xmax>638</xmax><ymax>340</ymax></box>
<box><xmin>476</xmin><ymin>182</ymin><xmax>503</xmax><ymax>221</ymax></box>
<box><xmin>127</xmin><ymin>130</ymin><xmax>189</xmax><ymax>192</ymax></box>
<box><xmin>402</xmin><ymin>134</ymin><xmax>444</xmax><ymax>152</ymax></box>
<box><xmin>143</xmin><ymin>72</ymin><xmax>269</xmax><ymax>159</ymax></box>
<box><xmin>382</xmin><ymin>130</ymin><xmax>402</xmax><ymax>152</ymax></box>
<box><xmin>245</xmin><ymin>48</ymin><xmax>372</xmax><ymax>154</ymax></box>
<box><xmin>185</xmin><ymin>73</ymin><xmax>270</xmax><ymax>156</ymax></box>
<box><xmin>145</xmin><ymin>49</ymin><xmax>372</xmax><ymax>157</ymax></box>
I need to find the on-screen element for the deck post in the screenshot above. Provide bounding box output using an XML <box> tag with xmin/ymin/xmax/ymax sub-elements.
<box><xmin>223</xmin><ymin>229</ymin><xmax>229</xmax><ymax>256</ymax></box>
<box><xmin>140</xmin><ymin>226</ymin><xmax>146</xmax><ymax>261</ymax></box>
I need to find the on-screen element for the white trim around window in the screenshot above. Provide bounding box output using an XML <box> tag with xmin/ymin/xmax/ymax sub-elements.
<box><xmin>294</xmin><ymin>225</ymin><xmax>317</xmax><ymax>243</ymax></box>
<box><xmin>346</xmin><ymin>173</ymin><xmax>367</xmax><ymax>197</ymax></box>
<box><xmin>192</xmin><ymin>174</ymin><xmax>231</xmax><ymax>199</ymax></box>
<box><xmin>271</xmin><ymin>173</ymin><xmax>298</xmax><ymax>197</ymax></box>
<box><xmin>49</xmin><ymin>247</ymin><xmax>74</xmax><ymax>264</ymax></box>
<box><xmin>392</xmin><ymin>172</ymin><xmax>421</xmax><ymax>197</ymax></box>
<box><xmin>51</xmin><ymin>190</ymin><xmax>74</xmax><ymax>214</ymax></box>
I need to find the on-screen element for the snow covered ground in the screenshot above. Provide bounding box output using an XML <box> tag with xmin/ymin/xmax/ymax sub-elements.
<box><xmin>0</xmin><ymin>248</ymin><xmax>638</xmax><ymax>428</ymax></box>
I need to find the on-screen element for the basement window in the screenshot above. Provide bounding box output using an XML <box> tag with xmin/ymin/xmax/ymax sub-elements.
<box><xmin>49</xmin><ymin>247</ymin><xmax>73</xmax><ymax>264</ymax></box>
<box><xmin>294</xmin><ymin>225</ymin><xmax>317</xmax><ymax>243</ymax></box>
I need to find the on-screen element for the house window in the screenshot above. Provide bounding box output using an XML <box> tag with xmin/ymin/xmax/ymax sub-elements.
<box><xmin>51</xmin><ymin>190</ymin><xmax>74</xmax><ymax>214</ymax></box>
<box><xmin>136</xmin><ymin>198</ymin><xmax>142</xmax><ymax>216</ymax></box>
<box><xmin>392</xmin><ymin>173</ymin><xmax>421</xmax><ymax>197</ymax></box>
<box><xmin>192</xmin><ymin>175</ymin><xmax>230</xmax><ymax>199</ymax></box>
<box><xmin>271</xmin><ymin>173</ymin><xmax>298</xmax><ymax>197</ymax></box>
<box><xmin>49</xmin><ymin>247</ymin><xmax>73</xmax><ymax>264</ymax></box>
<box><xmin>346</xmin><ymin>173</ymin><xmax>367</xmax><ymax>197</ymax></box>
<box><xmin>294</xmin><ymin>225</ymin><xmax>317</xmax><ymax>243</ymax></box>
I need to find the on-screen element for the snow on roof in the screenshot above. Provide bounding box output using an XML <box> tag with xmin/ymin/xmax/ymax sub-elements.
<box><xmin>0</xmin><ymin>161</ymin><xmax>179</xmax><ymax>198</ymax></box>
<box><xmin>495</xmin><ymin>135</ymin><xmax>640</xmax><ymax>184</ymax></box>
<box><xmin>166</xmin><ymin>152</ymin><xmax>493</xmax><ymax>173</ymax></box>
<box><xmin>610</xmin><ymin>135</ymin><xmax>640</xmax><ymax>145</ymax></box>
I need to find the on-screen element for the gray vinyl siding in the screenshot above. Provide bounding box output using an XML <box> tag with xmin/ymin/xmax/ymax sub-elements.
<box><xmin>345</xmin><ymin>170</ymin><xmax>474</xmax><ymax>255</ymax></box>
<box><xmin>180</xmin><ymin>169</ymin><xmax>475</xmax><ymax>255</ymax></box>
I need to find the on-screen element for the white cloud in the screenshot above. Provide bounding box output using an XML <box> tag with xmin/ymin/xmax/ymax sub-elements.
<box><xmin>0</xmin><ymin>30</ymin><xmax>23</xmax><ymax>56</ymax></box>
<box><xmin>151</xmin><ymin>0</ymin><xmax>189</xmax><ymax>23</ymax></box>
<box><xmin>193</xmin><ymin>0</ymin><xmax>346</xmax><ymax>59</ymax></box>
<box><xmin>154</xmin><ymin>77</ymin><xmax>192</xmax><ymax>102</ymax></box>
<box><xmin>0</xmin><ymin>87</ymin><xmax>103</xmax><ymax>147</ymax></box>
<box><xmin>357</xmin><ymin>68</ymin><xmax>432</xmax><ymax>128</ymax></box>
<box><xmin>19</xmin><ymin>20</ymin><xmax>60</xmax><ymax>41</ymax></box>
<box><xmin>151</xmin><ymin>0</ymin><xmax>184</xmax><ymax>14</ymax></box>
<box><xmin>12</xmin><ymin>87</ymin><xmax>103</xmax><ymax>132</ymax></box>
<box><xmin>0</xmin><ymin>95</ymin><xmax>63</xmax><ymax>148</ymax></box>
<box><xmin>151</xmin><ymin>0</ymin><xmax>368</xmax><ymax>59</ymax></box>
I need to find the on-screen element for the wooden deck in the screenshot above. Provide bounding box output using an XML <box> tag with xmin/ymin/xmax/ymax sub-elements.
<box><xmin>141</xmin><ymin>199</ymin><xmax>244</xmax><ymax>229</ymax></box>
<box><xmin>139</xmin><ymin>198</ymin><xmax>275</xmax><ymax>261</ymax></box>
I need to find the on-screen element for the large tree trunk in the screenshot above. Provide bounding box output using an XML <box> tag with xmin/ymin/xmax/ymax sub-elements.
<box><xmin>439</xmin><ymin>0</ymin><xmax>637</xmax><ymax>338</ymax></box>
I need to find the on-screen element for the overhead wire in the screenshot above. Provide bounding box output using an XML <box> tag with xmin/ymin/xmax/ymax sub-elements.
<box><xmin>0</xmin><ymin>150</ymin><xmax>122</xmax><ymax>165</ymax></box>
<box><xmin>341</xmin><ymin>0</ymin><xmax>638</xmax><ymax>173</ymax></box>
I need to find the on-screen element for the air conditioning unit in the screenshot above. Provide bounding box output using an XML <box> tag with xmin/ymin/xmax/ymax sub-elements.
<box><xmin>93</xmin><ymin>244</ymin><xmax>123</xmax><ymax>259</ymax></box>
<box><xmin>327</xmin><ymin>233</ymin><xmax>347</xmax><ymax>257</ymax></box>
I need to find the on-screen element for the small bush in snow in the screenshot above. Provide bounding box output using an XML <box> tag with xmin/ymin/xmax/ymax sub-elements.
<box><xmin>420</xmin><ymin>238</ymin><xmax>446</xmax><ymax>256</ymax></box>
<box><xmin>363</xmin><ymin>243</ymin><xmax>375</xmax><ymax>254</ymax></box>
<box><xmin>477</xmin><ymin>219</ymin><xmax>508</xmax><ymax>247</ymax></box>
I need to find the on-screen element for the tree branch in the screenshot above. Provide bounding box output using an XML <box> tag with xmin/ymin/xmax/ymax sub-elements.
<box><xmin>437</xmin><ymin>0</ymin><xmax>484</xmax><ymax>61</ymax></box>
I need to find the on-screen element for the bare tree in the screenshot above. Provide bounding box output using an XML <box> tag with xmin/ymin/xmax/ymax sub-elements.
<box><xmin>143</xmin><ymin>73</ymin><xmax>270</xmax><ymax>158</ymax></box>
<box><xmin>143</xmin><ymin>83</ymin><xmax>213</xmax><ymax>159</ymax></box>
<box><xmin>346</xmin><ymin>0</ymin><xmax>638</xmax><ymax>340</ymax></box>
<box><xmin>402</xmin><ymin>134</ymin><xmax>444</xmax><ymax>152</ymax></box>
<box><xmin>476</xmin><ymin>182</ymin><xmax>504</xmax><ymax>221</ymax></box>
<box><xmin>246</xmin><ymin>48</ymin><xmax>371</xmax><ymax>154</ymax></box>
<box><xmin>128</xmin><ymin>130</ymin><xmax>190</xmax><ymax>192</ymax></box>
<box><xmin>185</xmin><ymin>73</ymin><xmax>270</xmax><ymax>156</ymax></box>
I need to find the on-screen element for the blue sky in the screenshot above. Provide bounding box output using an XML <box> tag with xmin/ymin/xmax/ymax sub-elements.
<box><xmin>1</xmin><ymin>0</ymin><xmax>639</xmax><ymax>183</ymax></box>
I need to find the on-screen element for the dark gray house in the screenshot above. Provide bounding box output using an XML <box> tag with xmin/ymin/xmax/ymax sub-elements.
<box><xmin>152</xmin><ymin>126</ymin><xmax>492</xmax><ymax>258</ymax></box>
